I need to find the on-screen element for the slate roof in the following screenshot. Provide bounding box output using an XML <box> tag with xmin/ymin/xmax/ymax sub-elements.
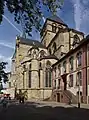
<box><xmin>40</xmin><ymin>55</ymin><xmax>59</xmax><ymax>60</ymax></box>
<box><xmin>12</xmin><ymin>37</ymin><xmax>46</xmax><ymax>59</ymax></box>
<box><xmin>19</xmin><ymin>37</ymin><xmax>46</xmax><ymax>48</ymax></box>
<box><xmin>47</xmin><ymin>15</ymin><xmax>68</xmax><ymax>26</ymax></box>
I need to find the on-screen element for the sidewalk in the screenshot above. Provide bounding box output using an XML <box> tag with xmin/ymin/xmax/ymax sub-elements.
<box><xmin>27</xmin><ymin>100</ymin><xmax>89</xmax><ymax>109</ymax></box>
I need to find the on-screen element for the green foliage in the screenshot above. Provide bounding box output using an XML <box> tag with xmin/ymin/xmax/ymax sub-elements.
<box><xmin>0</xmin><ymin>62</ymin><xmax>8</xmax><ymax>83</ymax></box>
<box><xmin>0</xmin><ymin>0</ymin><xmax>64</xmax><ymax>36</ymax></box>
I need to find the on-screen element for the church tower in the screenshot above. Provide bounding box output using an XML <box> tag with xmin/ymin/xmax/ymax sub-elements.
<box><xmin>41</xmin><ymin>15</ymin><xmax>68</xmax><ymax>48</ymax></box>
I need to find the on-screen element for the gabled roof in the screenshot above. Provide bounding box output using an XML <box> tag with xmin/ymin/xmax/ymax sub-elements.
<box><xmin>19</xmin><ymin>37</ymin><xmax>46</xmax><ymax>48</ymax></box>
<box><xmin>47</xmin><ymin>15</ymin><xmax>68</xmax><ymax>27</ymax></box>
<box><xmin>12</xmin><ymin>37</ymin><xmax>46</xmax><ymax>60</ymax></box>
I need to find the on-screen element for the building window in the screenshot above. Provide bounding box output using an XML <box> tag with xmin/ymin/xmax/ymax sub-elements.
<box><xmin>69</xmin><ymin>74</ymin><xmax>73</xmax><ymax>87</ymax></box>
<box><xmin>63</xmin><ymin>61</ymin><xmax>66</xmax><ymax>73</ymax></box>
<box><xmin>69</xmin><ymin>56</ymin><xmax>74</xmax><ymax>71</ymax></box>
<box><xmin>38</xmin><ymin>70</ymin><xmax>40</xmax><ymax>88</ymax></box>
<box><xmin>76</xmin><ymin>72</ymin><xmax>82</xmax><ymax>86</ymax></box>
<box><xmin>58</xmin><ymin>79</ymin><xmax>60</xmax><ymax>89</ymax></box>
<box><xmin>45</xmin><ymin>70</ymin><xmax>48</xmax><ymax>87</ymax></box>
<box><xmin>29</xmin><ymin>64</ymin><xmax>31</xmax><ymax>88</ymax></box>
<box><xmin>54</xmin><ymin>67</ymin><xmax>56</xmax><ymax>78</ymax></box>
<box><xmin>54</xmin><ymin>80</ymin><xmax>56</xmax><ymax>88</ymax></box>
<box><xmin>23</xmin><ymin>65</ymin><xmax>26</xmax><ymax>71</ymax></box>
<box><xmin>72</xmin><ymin>34</ymin><xmax>80</xmax><ymax>48</ymax></box>
<box><xmin>76</xmin><ymin>52</ymin><xmax>82</xmax><ymax>67</ymax></box>
<box><xmin>45</xmin><ymin>61</ymin><xmax>52</xmax><ymax>87</ymax></box>
<box><xmin>29</xmin><ymin>71</ymin><xmax>31</xmax><ymax>88</ymax></box>
<box><xmin>29</xmin><ymin>64</ymin><xmax>31</xmax><ymax>70</ymax></box>
<box><xmin>45</xmin><ymin>68</ymin><xmax>52</xmax><ymax>87</ymax></box>
<box><xmin>58</xmin><ymin>64</ymin><xmax>61</xmax><ymax>75</ymax></box>
<box><xmin>49</xmin><ymin>69</ymin><xmax>51</xmax><ymax>87</ymax></box>
<box><xmin>40</xmin><ymin>50</ymin><xmax>45</xmax><ymax>58</ymax></box>
<box><xmin>53</xmin><ymin>42</ymin><xmax>56</xmax><ymax>53</ymax></box>
<box><xmin>49</xmin><ymin>48</ymin><xmax>51</xmax><ymax>55</ymax></box>
<box><xmin>39</xmin><ymin>62</ymin><xmax>42</xmax><ymax>70</ymax></box>
<box><xmin>46</xmin><ymin>60</ymin><xmax>51</xmax><ymax>67</ymax></box>
<box><xmin>52</xmin><ymin>24</ymin><xmax>56</xmax><ymax>33</ymax></box>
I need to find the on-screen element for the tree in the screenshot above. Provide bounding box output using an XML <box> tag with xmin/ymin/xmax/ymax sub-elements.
<box><xmin>0</xmin><ymin>0</ymin><xmax>63</xmax><ymax>36</ymax></box>
<box><xmin>0</xmin><ymin>62</ymin><xmax>8</xmax><ymax>84</ymax></box>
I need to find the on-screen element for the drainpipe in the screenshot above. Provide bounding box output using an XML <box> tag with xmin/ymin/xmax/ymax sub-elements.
<box><xmin>78</xmin><ymin>81</ymin><xmax>80</xmax><ymax>108</ymax></box>
<box><xmin>86</xmin><ymin>45</ymin><xmax>88</xmax><ymax>104</ymax></box>
<box><xmin>43</xmin><ymin>59</ymin><xmax>45</xmax><ymax>100</ymax></box>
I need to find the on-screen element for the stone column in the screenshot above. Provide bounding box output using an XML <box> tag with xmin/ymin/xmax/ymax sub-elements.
<box><xmin>31</xmin><ymin>60</ymin><xmax>39</xmax><ymax>88</ymax></box>
<box><xmin>40</xmin><ymin>70</ymin><xmax>43</xmax><ymax>88</ymax></box>
<box><xmin>24</xmin><ymin>71</ymin><xmax>27</xmax><ymax>89</ymax></box>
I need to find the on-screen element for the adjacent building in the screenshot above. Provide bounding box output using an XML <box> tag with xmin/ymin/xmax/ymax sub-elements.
<box><xmin>52</xmin><ymin>35</ymin><xmax>89</xmax><ymax>104</ymax></box>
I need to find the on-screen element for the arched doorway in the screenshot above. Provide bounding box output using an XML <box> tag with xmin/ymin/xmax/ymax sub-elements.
<box><xmin>61</xmin><ymin>73</ymin><xmax>68</xmax><ymax>90</ymax></box>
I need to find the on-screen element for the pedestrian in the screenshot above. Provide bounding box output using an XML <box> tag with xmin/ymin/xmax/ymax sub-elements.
<box><xmin>2</xmin><ymin>96</ymin><xmax>8</xmax><ymax>110</ymax></box>
<box><xmin>21</xmin><ymin>95</ymin><xmax>24</xmax><ymax>104</ymax></box>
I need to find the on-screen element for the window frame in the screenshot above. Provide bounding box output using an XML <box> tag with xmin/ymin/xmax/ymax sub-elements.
<box><xmin>76</xmin><ymin>51</ymin><xmax>82</xmax><ymax>67</ymax></box>
<box><xmin>69</xmin><ymin>74</ymin><xmax>73</xmax><ymax>87</ymax></box>
<box><xmin>63</xmin><ymin>61</ymin><xmax>66</xmax><ymax>73</ymax></box>
<box><xmin>45</xmin><ymin>61</ymin><xmax>52</xmax><ymax>87</ymax></box>
<box><xmin>69</xmin><ymin>56</ymin><xmax>74</xmax><ymax>71</ymax></box>
<box><xmin>53</xmin><ymin>42</ymin><xmax>57</xmax><ymax>53</ymax></box>
<box><xmin>76</xmin><ymin>72</ymin><xmax>82</xmax><ymax>86</ymax></box>
<box><xmin>52</xmin><ymin>23</ymin><xmax>56</xmax><ymax>33</ymax></box>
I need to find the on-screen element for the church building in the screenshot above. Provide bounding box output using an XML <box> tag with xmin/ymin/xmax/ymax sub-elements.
<box><xmin>9</xmin><ymin>15</ymin><xmax>89</xmax><ymax>103</ymax></box>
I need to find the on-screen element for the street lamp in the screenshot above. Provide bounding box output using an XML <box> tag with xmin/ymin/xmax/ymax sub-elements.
<box><xmin>78</xmin><ymin>77</ymin><xmax>81</xmax><ymax>108</ymax></box>
<box><xmin>78</xmin><ymin>84</ymin><xmax>80</xmax><ymax>108</ymax></box>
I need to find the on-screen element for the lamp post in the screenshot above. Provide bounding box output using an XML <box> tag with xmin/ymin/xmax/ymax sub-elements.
<box><xmin>78</xmin><ymin>79</ymin><xmax>80</xmax><ymax>108</ymax></box>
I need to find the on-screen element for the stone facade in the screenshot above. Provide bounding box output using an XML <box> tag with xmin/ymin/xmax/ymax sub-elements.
<box><xmin>9</xmin><ymin>15</ymin><xmax>87</xmax><ymax>102</ymax></box>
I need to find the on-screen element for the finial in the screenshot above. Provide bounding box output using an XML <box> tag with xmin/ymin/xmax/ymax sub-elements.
<box><xmin>33</xmin><ymin>42</ymin><xmax>35</xmax><ymax>45</ymax></box>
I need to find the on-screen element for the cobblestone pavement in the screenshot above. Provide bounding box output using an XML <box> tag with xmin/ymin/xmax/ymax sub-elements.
<box><xmin>0</xmin><ymin>101</ymin><xmax>89</xmax><ymax>120</ymax></box>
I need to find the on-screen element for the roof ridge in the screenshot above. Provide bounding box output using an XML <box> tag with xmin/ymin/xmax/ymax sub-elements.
<box><xmin>47</xmin><ymin>15</ymin><xmax>67</xmax><ymax>26</ymax></box>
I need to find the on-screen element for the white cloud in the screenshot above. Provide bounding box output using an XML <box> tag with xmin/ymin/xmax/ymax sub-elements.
<box><xmin>42</xmin><ymin>17</ymin><xmax>46</xmax><ymax>23</ymax></box>
<box><xmin>0</xmin><ymin>41</ymin><xmax>15</xmax><ymax>49</ymax></box>
<box><xmin>0</xmin><ymin>55</ymin><xmax>12</xmax><ymax>72</ymax></box>
<box><xmin>71</xmin><ymin>0</ymin><xmax>89</xmax><ymax>34</ymax></box>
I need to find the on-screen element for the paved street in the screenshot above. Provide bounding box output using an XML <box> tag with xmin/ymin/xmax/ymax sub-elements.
<box><xmin>0</xmin><ymin>101</ymin><xmax>89</xmax><ymax>120</ymax></box>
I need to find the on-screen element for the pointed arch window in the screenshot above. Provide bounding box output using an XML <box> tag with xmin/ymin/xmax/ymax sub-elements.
<box><xmin>53</xmin><ymin>42</ymin><xmax>57</xmax><ymax>53</ymax></box>
<box><xmin>52</xmin><ymin>23</ymin><xmax>56</xmax><ymax>33</ymax></box>
<box><xmin>29</xmin><ymin>63</ymin><xmax>31</xmax><ymax>88</ymax></box>
<box><xmin>69</xmin><ymin>56</ymin><xmax>74</xmax><ymax>71</ymax></box>
<box><xmin>29</xmin><ymin>63</ymin><xmax>31</xmax><ymax>70</ymax></box>
<box><xmin>45</xmin><ymin>61</ymin><xmax>52</xmax><ymax>87</ymax></box>
<box><xmin>63</xmin><ymin>61</ymin><xmax>66</xmax><ymax>73</ymax></box>
<box><xmin>38</xmin><ymin>62</ymin><xmax>42</xmax><ymax>88</ymax></box>
<box><xmin>72</xmin><ymin>34</ymin><xmax>80</xmax><ymax>48</ymax></box>
<box><xmin>40</xmin><ymin>50</ymin><xmax>45</xmax><ymax>58</ymax></box>
<box><xmin>58</xmin><ymin>64</ymin><xmax>61</xmax><ymax>75</ymax></box>
<box><xmin>49</xmin><ymin>48</ymin><xmax>51</xmax><ymax>55</ymax></box>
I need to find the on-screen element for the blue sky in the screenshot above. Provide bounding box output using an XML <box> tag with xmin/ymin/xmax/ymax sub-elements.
<box><xmin>0</xmin><ymin>0</ymin><xmax>89</xmax><ymax>72</ymax></box>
